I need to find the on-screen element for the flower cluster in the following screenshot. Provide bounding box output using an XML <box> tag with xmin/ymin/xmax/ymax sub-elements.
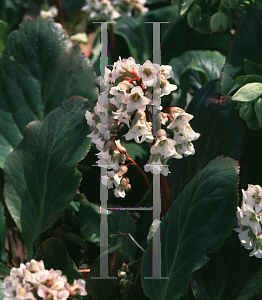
<box><xmin>82</xmin><ymin>0</ymin><xmax>148</xmax><ymax>21</ymax></box>
<box><xmin>2</xmin><ymin>259</ymin><xmax>87</xmax><ymax>300</ymax></box>
<box><xmin>85</xmin><ymin>56</ymin><xmax>199</xmax><ymax>197</ymax></box>
<box><xmin>235</xmin><ymin>185</ymin><xmax>262</xmax><ymax>258</ymax></box>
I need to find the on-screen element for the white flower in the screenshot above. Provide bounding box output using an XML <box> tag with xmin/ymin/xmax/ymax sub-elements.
<box><xmin>150</xmin><ymin>129</ymin><xmax>179</xmax><ymax>159</ymax></box>
<box><xmin>124</xmin><ymin>110</ymin><xmax>154</xmax><ymax>143</ymax></box>
<box><xmin>144</xmin><ymin>157</ymin><xmax>170</xmax><ymax>176</ymax></box>
<box><xmin>85</xmin><ymin>111</ymin><xmax>98</xmax><ymax>127</ymax></box>
<box><xmin>2</xmin><ymin>259</ymin><xmax>87</xmax><ymax>300</ymax></box>
<box><xmin>126</xmin><ymin>86</ymin><xmax>150</xmax><ymax>113</ymax></box>
<box><xmin>234</xmin><ymin>225</ymin><xmax>254</xmax><ymax>250</ymax></box>
<box><xmin>242</xmin><ymin>184</ymin><xmax>262</xmax><ymax>213</ymax></box>
<box><xmin>112</xmin><ymin>108</ymin><xmax>130</xmax><ymax>127</ymax></box>
<box><xmin>157</xmin><ymin>74</ymin><xmax>177</xmax><ymax>96</ymax></box>
<box><xmin>67</xmin><ymin>279</ymin><xmax>87</xmax><ymax>296</ymax></box>
<box><xmin>237</xmin><ymin>203</ymin><xmax>261</xmax><ymax>235</ymax></box>
<box><xmin>40</xmin><ymin>5</ymin><xmax>58</xmax><ymax>18</ymax></box>
<box><xmin>138</xmin><ymin>60</ymin><xmax>160</xmax><ymax>87</ymax></box>
<box><xmin>167</xmin><ymin>108</ymin><xmax>194</xmax><ymax>132</ymax></box>
<box><xmin>160</xmin><ymin>65</ymin><xmax>173</xmax><ymax>79</ymax></box>
<box><xmin>147</xmin><ymin>219</ymin><xmax>161</xmax><ymax>243</ymax></box>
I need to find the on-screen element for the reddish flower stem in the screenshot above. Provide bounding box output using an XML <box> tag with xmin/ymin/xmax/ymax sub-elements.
<box><xmin>160</xmin><ymin>174</ymin><xmax>172</xmax><ymax>216</ymax></box>
<box><xmin>126</xmin><ymin>154</ymin><xmax>153</xmax><ymax>195</ymax></box>
<box><xmin>55</xmin><ymin>0</ymin><xmax>66</xmax><ymax>29</ymax></box>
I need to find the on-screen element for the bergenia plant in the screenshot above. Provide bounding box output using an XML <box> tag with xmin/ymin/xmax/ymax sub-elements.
<box><xmin>86</xmin><ymin>56</ymin><xmax>200</xmax><ymax>198</ymax></box>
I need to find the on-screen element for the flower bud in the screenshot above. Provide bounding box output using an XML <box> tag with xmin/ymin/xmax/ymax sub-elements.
<box><xmin>118</xmin><ymin>165</ymin><xmax>128</xmax><ymax>177</ymax></box>
<box><xmin>125</xmin><ymin>183</ymin><xmax>131</xmax><ymax>192</ymax></box>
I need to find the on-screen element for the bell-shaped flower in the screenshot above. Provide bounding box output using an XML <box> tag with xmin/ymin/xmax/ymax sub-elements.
<box><xmin>157</xmin><ymin>73</ymin><xmax>177</xmax><ymax>96</ymax></box>
<box><xmin>150</xmin><ymin>129</ymin><xmax>179</xmax><ymax>159</ymax></box>
<box><xmin>124</xmin><ymin>110</ymin><xmax>154</xmax><ymax>143</ymax></box>
<box><xmin>138</xmin><ymin>60</ymin><xmax>161</xmax><ymax>87</ymax></box>
<box><xmin>126</xmin><ymin>86</ymin><xmax>150</xmax><ymax>113</ymax></box>
<box><xmin>237</xmin><ymin>203</ymin><xmax>261</xmax><ymax>235</ymax></box>
<box><xmin>144</xmin><ymin>154</ymin><xmax>170</xmax><ymax>176</ymax></box>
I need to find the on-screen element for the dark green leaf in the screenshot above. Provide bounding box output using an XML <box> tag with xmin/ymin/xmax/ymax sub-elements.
<box><xmin>79</xmin><ymin>197</ymin><xmax>137</xmax><ymax>261</ymax></box>
<box><xmin>244</xmin><ymin>58</ymin><xmax>262</xmax><ymax>76</ymax></box>
<box><xmin>0</xmin><ymin>262</ymin><xmax>10</xmax><ymax>275</ymax></box>
<box><xmin>168</xmin><ymin>79</ymin><xmax>245</xmax><ymax>202</ymax></box>
<box><xmin>0</xmin><ymin>20</ymin><xmax>7</xmax><ymax>56</ymax></box>
<box><xmin>236</xmin><ymin>75</ymin><xmax>262</xmax><ymax>87</ymax></box>
<box><xmin>121</xmin><ymin>141</ymin><xmax>148</xmax><ymax>160</ymax></box>
<box><xmin>4</xmin><ymin>97</ymin><xmax>92</xmax><ymax>258</ymax></box>
<box><xmin>36</xmin><ymin>237</ymin><xmax>84</xmax><ymax>282</ymax></box>
<box><xmin>254</xmin><ymin>97</ymin><xmax>262</xmax><ymax>128</ymax></box>
<box><xmin>141</xmin><ymin>157</ymin><xmax>239</xmax><ymax>300</ymax></box>
<box><xmin>86</xmin><ymin>244</ymin><xmax>123</xmax><ymax>300</ymax></box>
<box><xmin>0</xmin><ymin>18</ymin><xmax>98</xmax><ymax>168</ymax></box>
<box><xmin>231</xmin><ymin>83</ymin><xmax>262</xmax><ymax>102</ymax></box>
<box><xmin>191</xmin><ymin>231</ymin><xmax>262</xmax><ymax>300</ymax></box>
<box><xmin>221</xmin><ymin>7</ymin><xmax>262</xmax><ymax>95</ymax></box>
<box><xmin>170</xmin><ymin>50</ymin><xmax>225</xmax><ymax>108</ymax></box>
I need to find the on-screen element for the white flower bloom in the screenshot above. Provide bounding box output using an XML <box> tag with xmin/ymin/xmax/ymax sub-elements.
<box><xmin>112</xmin><ymin>108</ymin><xmax>130</xmax><ymax>127</ymax></box>
<box><xmin>124</xmin><ymin>110</ymin><xmax>154</xmax><ymax>143</ymax></box>
<box><xmin>96</xmin><ymin>123</ymin><xmax>111</xmax><ymax>140</ymax></box>
<box><xmin>160</xmin><ymin>65</ymin><xmax>173</xmax><ymax>79</ymax></box>
<box><xmin>234</xmin><ymin>225</ymin><xmax>254</xmax><ymax>250</ymax></box>
<box><xmin>157</xmin><ymin>74</ymin><xmax>177</xmax><ymax>96</ymax></box>
<box><xmin>2</xmin><ymin>260</ymin><xmax>87</xmax><ymax>300</ymax></box>
<box><xmin>242</xmin><ymin>184</ymin><xmax>262</xmax><ymax>213</ymax></box>
<box><xmin>147</xmin><ymin>219</ymin><xmax>161</xmax><ymax>243</ymax></box>
<box><xmin>85</xmin><ymin>110</ymin><xmax>98</xmax><ymax>127</ymax></box>
<box><xmin>150</xmin><ymin>129</ymin><xmax>178</xmax><ymax>159</ymax></box>
<box><xmin>114</xmin><ymin>186</ymin><xmax>126</xmax><ymax>198</ymax></box>
<box><xmin>40</xmin><ymin>5</ymin><xmax>58</xmax><ymax>18</ymax></box>
<box><xmin>138</xmin><ymin>60</ymin><xmax>161</xmax><ymax>87</ymax></box>
<box><xmin>237</xmin><ymin>203</ymin><xmax>261</xmax><ymax>235</ymax></box>
<box><xmin>158</xmin><ymin>112</ymin><xmax>169</xmax><ymax>125</ymax></box>
<box><xmin>167</xmin><ymin>108</ymin><xmax>194</xmax><ymax>132</ymax></box>
<box><xmin>144</xmin><ymin>157</ymin><xmax>170</xmax><ymax>176</ymax></box>
<box><xmin>127</xmin><ymin>86</ymin><xmax>150</xmax><ymax>113</ymax></box>
<box><xmin>175</xmin><ymin>141</ymin><xmax>196</xmax><ymax>157</ymax></box>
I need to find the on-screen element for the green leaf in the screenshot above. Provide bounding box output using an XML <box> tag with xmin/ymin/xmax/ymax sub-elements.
<box><xmin>141</xmin><ymin>157</ymin><xmax>239</xmax><ymax>300</ymax></box>
<box><xmin>170</xmin><ymin>50</ymin><xmax>225</xmax><ymax>108</ymax></box>
<box><xmin>244</xmin><ymin>58</ymin><xmax>262</xmax><ymax>76</ymax></box>
<box><xmin>231</xmin><ymin>83</ymin><xmax>262</xmax><ymax>102</ymax></box>
<box><xmin>221</xmin><ymin>7</ymin><xmax>262</xmax><ymax>95</ymax></box>
<box><xmin>79</xmin><ymin>197</ymin><xmax>137</xmax><ymax>262</ymax></box>
<box><xmin>0</xmin><ymin>18</ymin><xmax>98</xmax><ymax>168</ymax></box>
<box><xmin>36</xmin><ymin>237</ymin><xmax>84</xmax><ymax>283</ymax></box>
<box><xmin>191</xmin><ymin>231</ymin><xmax>262</xmax><ymax>300</ymax></box>
<box><xmin>120</xmin><ymin>141</ymin><xmax>148</xmax><ymax>160</ymax></box>
<box><xmin>0</xmin><ymin>20</ymin><xmax>7</xmax><ymax>56</ymax></box>
<box><xmin>114</xmin><ymin>5</ymin><xmax>179</xmax><ymax>64</ymax></box>
<box><xmin>168</xmin><ymin>79</ymin><xmax>245</xmax><ymax>202</ymax></box>
<box><xmin>0</xmin><ymin>170</ymin><xmax>6</xmax><ymax>264</ymax></box>
<box><xmin>254</xmin><ymin>97</ymin><xmax>262</xmax><ymax>128</ymax></box>
<box><xmin>0</xmin><ymin>262</ymin><xmax>10</xmax><ymax>275</ymax></box>
<box><xmin>4</xmin><ymin>97</ymin><xmax>92</xmax><ymax>258</ymax></box>
<box><xmin>236</xmin><ymin>75</ymin><xmax>262</xmax><ymax>87</ymax></box>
